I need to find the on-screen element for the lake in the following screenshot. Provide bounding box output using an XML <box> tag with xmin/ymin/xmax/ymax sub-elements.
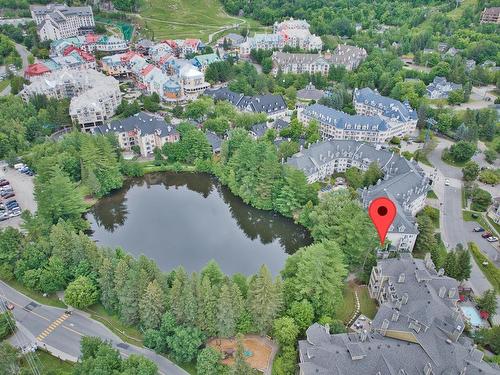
<box><xmin>87</xmin><ymin>172</ymin><xmax>312</xmax><ymax>275</ymax></box>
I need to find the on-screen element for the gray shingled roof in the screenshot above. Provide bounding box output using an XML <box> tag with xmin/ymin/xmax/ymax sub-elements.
<box><xmin>303</xmin><ymin>104</ymin><xmax>389</xmax><ymax>132</ymax></box>
<box><xmin>354</xmin><ymin>87</ymin><xmax>417</xmax><ymax>122</ymax></box>
<box><xmin>94</xmin><ymin>112</ymin><xmax>178</xmax><ymax>137</ymax></box>
<box><xmin>298</xmin><ymin>255</ymin><xmax>500</xmax><ymax>375</ymax></box>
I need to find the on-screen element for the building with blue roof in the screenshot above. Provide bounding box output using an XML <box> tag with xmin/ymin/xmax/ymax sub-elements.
<box><xmin>354</xmin><ymin>87</ymin><xmax>418</xmax><ymax>139</ymax></box>
<box><xmin>191</xmin><ymin>53</ymin><xmax>221</xmax><ymax>72</ymax></box>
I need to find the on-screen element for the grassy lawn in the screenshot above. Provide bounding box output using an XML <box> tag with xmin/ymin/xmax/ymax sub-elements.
<box><xmin>469</xmin><ymin>242</ymin><xmax>500</xmax><ymax>293</ymax></box>
<box><xmin>441</xmin><ymin>149</ymin><xmax>468</xmax><ymax>167</ymax></box>
<box><xmin>461</xmin><ymin>187</ymin><xmax>467</xmax><ymax>209</ymax></box>
<box><xmin>21</xmin><ymin>350</ymin><xmax>74</xmax><ymax>374</ymax></box>
<box><xmin>0</xmin><ymin>278</ymin><xmax>66</xmax><ymax>308</ymax></box>
<box><xmin>141</xmin><ymin>161</ymin><xmax>197</xmax><ymax>174</ymax></box>
<box><xmin>0</xmin><ymin>79</ymin><xmax>10</xmax><ymax>92</ymax></box>
<box><xmin>463</xmin><ymin>210</ymin><xmax>496</xmax><ymax>234</ymax></box>
<box><xmin>336</xmin><ymin>284</ymin><xmax>377</xmax><ymax>323</ymax></box>
<box><xmin>137</xmin><ymin>0</ymin><xmax>263</xmax><ymax>42</ymax></box>
<box><xmin>427</xmin><ymin>190</ymin><xmax>438</xmax><ymax>199</ymax></box>
<box><xmin>485</xmin><ymin>215</ymin><xmax>500</xmax><ymax>235</ymax></box>
<box><xmin>85</xmin><ymin>304</ymin><xmax>144</xmax><ymax>345</ymax></box>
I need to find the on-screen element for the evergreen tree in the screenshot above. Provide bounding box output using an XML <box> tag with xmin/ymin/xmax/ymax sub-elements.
<box><xmin>197</xmin><ymin>276</ymin><xmax>218</xmax><ymax>337</ymax></box>
<box><xmin>247</xmin><ymin>265</ymin><xmax>282</xmax><ymax>335</ymax></box>
<box><xmin>170</xmin><ymin>267</ymin><xmax>188</xmax><ymax>323</ymax></box>
<box><xmin>196</xmin><ymin>347</ymin><xmax>223</xmax><ymax>375</ymax></box>
<box><xmin>456</xmin><ymin>249</ymin><xmax>472</xmax><ymax>282</ymax></box>
<box><xmin>140</xmin><ymin>279</ymin><xmax>166</xmax><ymax>330</ymax></box>
<box><xmin>477</xmin><ymin>289</ymin><xmax>497</xmax><ymax>315</ymax></box>
<box><xmin>414</xmin><ymin>214</ymin><xmax>438</xmax><ymax>255</ymax></box>
<box><xmin>98</xmin><ymin>257</ymin><xmax>118</xmax><ymax>311</ymax></box>
<box><xmin>217</xmin><ymin>283</ymin><xmax>238</xmax><ymax>338</ymax></box>
<box><xmin>443</xmin><ymin>251</ymin><xmax>458</xmax><ymax>279</ymax></box>
<box><xmin>118</xmin><ymin>267</ymin><xmax>141</xmax><ymax>325</ymax></box>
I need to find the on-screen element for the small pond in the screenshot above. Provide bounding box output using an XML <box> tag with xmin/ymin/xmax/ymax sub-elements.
<box><xmin>87</xmin><ymin>172</ymin><xmax>312</xmax><ymax>275</ymax></box>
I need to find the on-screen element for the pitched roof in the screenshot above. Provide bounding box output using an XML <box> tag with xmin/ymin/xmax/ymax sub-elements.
<box><xmin>95</xmin><ymin>112</ymin><xmax>178</xmax><ymax>138</ymax></box>
<box><xmin>354</xmin><ymin>88</ymin><xmax>417</xmax><ymax>121</ymax></box>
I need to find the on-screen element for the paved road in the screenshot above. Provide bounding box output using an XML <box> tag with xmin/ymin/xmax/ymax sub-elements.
<box><xmin>0</xmin><ymin>281</ymin><xmax>189</xmax><ymax>375</ymax></box>
<box><xmin>423</xmin><ymin>137</ymin><xmax>500</xmax><ymax>324</ymax></box>
<box><xmin>0</xmin><ymin>43</ymin><xmax>30</xmax><ymax>97</ymax></box>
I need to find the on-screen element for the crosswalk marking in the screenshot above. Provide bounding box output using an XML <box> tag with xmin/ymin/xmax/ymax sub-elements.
<box><xmin>35</xmin><ymin>313</ymin><xmax>71</xmax><ymax>341</ymax></box>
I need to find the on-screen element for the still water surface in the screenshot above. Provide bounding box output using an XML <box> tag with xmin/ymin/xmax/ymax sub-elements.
<box><xmin>88</xmin><ymin>172</ymin><xmax>311</xmax><ymax>275</ymax></box>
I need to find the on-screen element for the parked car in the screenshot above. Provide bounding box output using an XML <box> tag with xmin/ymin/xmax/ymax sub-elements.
<box><xmin>5</xmin><ymin>202</ymin><xmax>18</xmax><ymax>209</ymax></box>
<box><xmin>2</xmin><ymin>192</ymin><xmax>15</xmax><ymax>199</ymax></box>
<box><xmin>13</xmin><ymin>163</ymin><xmax>24</xmax><ymax>170</ymax></box>
<box><xmin>487</xmin><ymin>237</ymin><xmax>499</xmax><ymax>242</ymax></box>
<box><xmin>481</xmin><ymin>232</ymin><xmax>493</xmax><ymax>238</ymax></box>
<box><xmin>9</xmin><ymin>210</ymin><xmax>21</xmax><ymax>217</ymax></box>
<box><xmin>445</xmin><ymin>179</ymin><xmax>450</xmax><ymax>186</ymax></box>
<box><xmin>0</xmin><ymin>180</ymin><xmax>10</xmax><ymax>187</ymax></box>
<box><xmin>0</xmin><ymin>214</ymin><xmax>9</xmax><ymax>221</ymax></box>
<box><xmin>19</xmin><ymin>166</ymin><xmax>29</xmax><ymax>173</ymax></box>
<box><xmin>473</xmin><ymin>227</ymin><xmax>485</xmax><ymax>232</ymax></box>
<box><xmin>471</xmin><ymin>213</ymin><xmax>479</xmax><ymax>219</ymax></box>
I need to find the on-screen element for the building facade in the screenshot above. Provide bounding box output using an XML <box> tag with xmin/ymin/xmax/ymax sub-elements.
<box><xmin>20</xmin><ymin>68</ymin><xmax>121</xmax><ymax>130</ymax></box>
<box><xmin>286</xmin><ymin>140</ymin><xmax>429</xmax><ymax>252</ymax></box>
<box><xmin>271</xmin><ymin>51</ymin><xmax>330</xmax><ymax>76</ymax></box>
<box><xmin>92</xmin><ymin>112</ymin><xmax>180</xmax><ymax>157</ymax></box>
<box><xmin>325</xmin><ymin>44</ymin><xmax>368</xmax><ymax>70</ymax></box>
<box><xmin>480</xmin><ymin>7</ymin><xmax>500</xmax><ymax>23</ymax></box>
<box><xmin>30</xmin><ymin>4</ymin><xmax>94</xmax><ymax>41</ymax></box>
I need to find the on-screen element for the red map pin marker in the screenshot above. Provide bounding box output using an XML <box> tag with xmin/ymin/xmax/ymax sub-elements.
<box><xmin>369</xmin><ymin>197</ymin><xmax>397</xmax><ymax>246</ymax></box>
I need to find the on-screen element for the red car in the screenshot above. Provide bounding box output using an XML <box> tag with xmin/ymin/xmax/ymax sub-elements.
<box><xmin>0</xmin><ymin>180</ymin><xmax>9</xmax><ymax>187</ymax></box>
<box><xmin>481</xmin><ymin>232</ymin><xmax>493</xmax><ymax>238</ymax></box>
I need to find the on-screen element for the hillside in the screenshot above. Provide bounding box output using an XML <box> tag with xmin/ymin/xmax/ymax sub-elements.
<box><xmin>137</xmin><ymin>0</ymin><xmax>264</xmax><ymax>42</ymax></box>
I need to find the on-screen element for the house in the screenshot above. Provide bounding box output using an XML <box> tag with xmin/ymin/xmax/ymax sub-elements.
<box><xmin>135</xmin><ymin>39</ymin><xmax>155</xmax><ymax>55</ymax></box>
<box><xmin>299</xmin><ymin>253</ymin><xmax>500</xmax><ymax>375</ymax></box>
<box><xmin>324</xmin><ymin>44</ymin><xmax>367</xmax><ymax>70</ymax></box>
<box><xmin>426</xmin><ymin>76</ymin><xmax>462</xmax><ymax>99</ymax></box>
<box><xmin>205</xmin><ymin>131</ymin><xmax>222</xmax><ymax>153</ymax></box>
<box><xmin>488</xmin><ymin>197</ymin><xmax>500</xmax><ymax>224</ymax></box>
<box><xmin>437</xmin><ymin>42</ymin><xmax>449</xmax><ymax>53</ymax></box>
<box><xmin>271</xmin><ymin>51</ymin><xmax>330</xmax><ymax>76</ymax></box>
<box><xmin>250</xmin><ymin>122</ymin><xmax>269</xmax><ymax>139</ymax></box>
<box><xmin>30</xmin><ymin>4</ymin><xmax>94</xmax><ymax>41</ymax></box>
<box><xmin>191</xmin><ymin>53</ymin><xmax>221</xmax><ymax>72</ymax></box>
<box><xmin>273</xmin><ymin>118</ymin><xmax>290</xmax><ymax>132</ymax></box>
<box><xmin>286</xmin><ymin>140</ymin><xmax>428</xmax><ymax>251</ymax></box>
<box><xmin>297</xmin><ymin>83</ymin><xmax>325</xmax><ymax>102</ymax></box>
<box><xmin>205</xmin><ymin>87</ymin><xmax>287</xmax><ymax>119</ymax></box>
<box><xmin>480</xmin><ymin>7</ymin><xmax>500</xmax><ymax>24</ymax></box>
<box><xmin>93</xmin><ymin>112</ymin><xmax>179</xmax><ymax>157</ymax></box>
<box><xmin>353</xmin><ymin>87</ymin><xmax>418</xmax><ymax>138</ymax></box>
<box><xmin>20</xmin><ymin>68</ymin><xmax>121</xmax><ymax>130</ymax></box>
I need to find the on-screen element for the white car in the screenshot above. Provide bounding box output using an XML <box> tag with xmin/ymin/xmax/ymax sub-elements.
<box><xmin>445</xmin><ymin>179</ymin><xmax>450</xmax><ymax>186</ymax></box>
<box><xmin>487</xmin><ymin>236</ymin><xmax>498</xmax><ymax>242</ymax></box>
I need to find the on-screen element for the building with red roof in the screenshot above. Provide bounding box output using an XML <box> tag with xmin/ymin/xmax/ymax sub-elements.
<box><xmin>24</xmin><ymin>63</ymin><xmax>51</xmax><ymax>79</ymax></box>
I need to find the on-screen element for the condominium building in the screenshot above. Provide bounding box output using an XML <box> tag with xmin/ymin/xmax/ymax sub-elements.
<box><xmin>480</xmin><ymin>7</ymin><xmax>500</xmax><ymax>24</ymax></box>
<box><xmin>30</xmin><ymin>4</ymin><xmax>94</xmax><ymax>41</ymax></box>
<box><xmin>286</xmin><ymin>140</ymin><xmax>428</xmax><ymax>252</ymax></box>
<box><xmin>299</xmin><ymin>253</ymin><xmax>499</xmax><ymax>374</ymax></box>
<box><xmin>205</xmin><ymin>87</ymin><xmax>288</xmax><ymax>120</ymax></box>
<box><xmin>93</xmin><ymin>112</ymin><xmax>179</xmax><ymax>157</ymax></box>
<box><xmin>239</xmin><ymin>18</ymin><xmax>323</xmax><ymax>57</ymax></box>
<box><xmin>271</xmin><ymin>51</ymin><xmax>330</xmax><ymax>75</ymax></box>
<box><xmin>20</xmin><ymin>68</ymin><xmax>121</xmax><ymax>130</ymax></box>
<box><xmin>324</xmin><ymin>44</ymin><xmax>368</xmax><ymax>70</ymax></box>
<box><xmin>353</xmin><ymin>87</ymin><xmax>418</xmax><ymax>138</ymax></box>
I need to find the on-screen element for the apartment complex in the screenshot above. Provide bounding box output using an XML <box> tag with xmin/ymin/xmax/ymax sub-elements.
<box><xmin>204</xmin><ymin>87</ymin><xmax>288</xmax><ymax>120</ymax></box>
<box><xmin>299</xmin><ymin>254</ymin><xmax>499</xmax><ymax>375</ymax></box>
<box><xmin>271</xmin><ymin>51</ymin><xmax>330</xmax><ymax>75</ymax></box>
<box><xmin>299</xmin><ymin>87</ymin><xmax>417</xmax><ymax>143</ymax></box>
<box><xmin>30</xmin><ymin>4</ymin><xmax>94</xmax><ymax>41</ymax></box>
<box><xmin>286</xmin><ymin>140</ymin><xmax>428</xmax><ymax>251</ymax></box>
<box><xmin>239</xmin><ymin>18</ymin><xmax>323</xmax><ymax>57</ymax></box>
<box><xmin>51</xmin><ymin>34</ymin><xmax>129</xmax><ymax>55</ymax></box>
<box><xmin>354</xmin><ymin>87</ymin><xmax>418</xmax><ymax>138</ymax></box>
<box><xmin>480</xmin><ymin>7</ymin><xmax>500</xmax><ymax>24</ymax></box>
<box><xmin>20</xmin><ymin>68</ymin><xmax>121</xmax><ymax>130</ymax></box>
<box><xmin>92</xmin><ymin>112</ymin><xmax>179</xmax><ymax>157</ymax></box>
<box><xmin>101</xmin><ymin>50</ymin><xmax>209</xmax><ymax>102</ymax></box>
<box><xmin>299</xmin><ymin>104</ymin><xmax>392</xmax><ymax>143</ymax></box>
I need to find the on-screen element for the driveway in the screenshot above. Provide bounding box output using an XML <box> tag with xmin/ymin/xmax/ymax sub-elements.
<box><xmin>0</xmin><ymin>281</ymin><xmax>189</xmax><ymax>375</ymax></box>
<box><xmin>0</xmin><ymin>164</ymin><xmax>36</xmax><ymax>230</ymax></box>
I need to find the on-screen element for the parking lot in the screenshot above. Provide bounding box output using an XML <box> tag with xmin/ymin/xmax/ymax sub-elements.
<box><xmin>0</xmin><ymin>162</ymin><xmax>36</xmax><ymax>230</ymax></box>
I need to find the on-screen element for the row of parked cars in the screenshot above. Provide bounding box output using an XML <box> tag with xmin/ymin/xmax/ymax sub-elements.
<box><xmin>0</xmin><ymin>178</ymin><xmax>20</xmax><ymax>221</ymax></box>
<box><xmin>14</xmin><ymin>163</ymin><xmax>34</xmax><ymax>176</ymax></box>
<box><xmin>473</xmin><ymin>226</ymin><xmax>499</xmax><ymax>243</ymax></box>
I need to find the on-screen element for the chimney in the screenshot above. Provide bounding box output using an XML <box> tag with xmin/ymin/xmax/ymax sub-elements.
<box><xmin>392</xmin><ymin>311</ymin><xmax>399</xmax><ymax>322</ymax></box>
<box><xmin>437</xmin><ymin>268</ymin><xmax>444</xmax><ymax>277</ymax></box>
<box><xmin>398</xmin><ymin>273</ymin><xmax>405</xmax><ymax>283</ymax></box>
<box><xmin>402</xmin><ymin>293</ymin><xmax>408</xmax><ymax>304</ymax></box>
<box><xmin>360</xmin><ymin>330</ymin><xmax>368</xmax><ymax>342</ymax></box>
